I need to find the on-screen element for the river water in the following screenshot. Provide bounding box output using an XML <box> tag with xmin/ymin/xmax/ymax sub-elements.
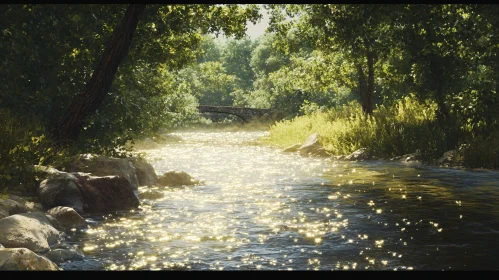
<box><xmin>62</xmin><ymin>129</ymin><xmax>499</xmax><ymax>271</ymax></box>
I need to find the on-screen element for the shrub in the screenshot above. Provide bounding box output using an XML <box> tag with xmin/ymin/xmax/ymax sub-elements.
<box><xmin>0</xmin><ymin>108</ymin><xmax>69</xmax><ymax>194</ymax></box>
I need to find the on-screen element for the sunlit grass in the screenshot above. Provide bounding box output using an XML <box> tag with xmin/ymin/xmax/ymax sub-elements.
<box><xmin>264</xmin><ymin>95</ymin><xmax>443</xmax><ymax>159</ymax></box>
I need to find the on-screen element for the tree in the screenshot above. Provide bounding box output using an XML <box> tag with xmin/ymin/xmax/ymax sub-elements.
<box><xmin>268</xmin><ymin>4</ymin><xmax>404</xmax><ymax>115</ymax></box>
<box><xmin>49</xmin><ymin>4</ymin><xmax>261</xmax><ymax>145</ymax></box>
<box><xmin>53</xmin><ymin>4</ymin><xmax>146</xmax><ymax>145</ymax></box>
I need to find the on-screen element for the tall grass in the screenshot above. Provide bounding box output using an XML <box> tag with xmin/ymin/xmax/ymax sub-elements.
<box><xmin>265</xmin><ymin>94</ymin><xmax>454</xmax><ymax>161</ymax></box>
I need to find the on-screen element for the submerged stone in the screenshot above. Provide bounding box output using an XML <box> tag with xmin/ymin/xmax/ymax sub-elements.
<box><xmin>155</xmin><ymin>171</ymin><xmax>200</xmax><ymax>187</ymax></box>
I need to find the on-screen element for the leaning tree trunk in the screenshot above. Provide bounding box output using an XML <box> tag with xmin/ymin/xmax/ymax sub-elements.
<box><xmin>53</xmin><ymin>4</ymin><xmax>146</xmax><ymax>145</ymax></box>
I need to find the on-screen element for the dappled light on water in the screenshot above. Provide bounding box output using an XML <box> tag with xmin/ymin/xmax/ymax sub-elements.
<box><xmin>63</xmin><ymin>130</ymin><xmax>499</xmax><ymax>270</ymax></box>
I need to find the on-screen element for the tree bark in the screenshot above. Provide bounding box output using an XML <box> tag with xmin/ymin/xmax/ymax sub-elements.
<box><xmin>357</xmin><ymin>49</ymin><xmax>375</xmax><ymax>115</ymax></box>
<box><xmin>366</xmin><ymin>49</ymin><xmax>375</xmax><ymax>114</ymax></box>
<box><xmin>53</xmin><ymin>4</ymin><xmax>146</xmax><ymax>145</ymax></box>
<box><xmin>357</xmin><ymin>63</ymin><xmax>369</xmax><ymax>113</ymax></box>
<box><xmin>428</xmin><ymin>54</ymin><xmax>449</xmax><ymax>123</ymax></box>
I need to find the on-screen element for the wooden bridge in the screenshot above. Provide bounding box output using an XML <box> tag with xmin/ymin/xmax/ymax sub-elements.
<box><xmin>197</xmin><ymin>105</ymin><xmax>283</xmax><ymax>123</ymax></box>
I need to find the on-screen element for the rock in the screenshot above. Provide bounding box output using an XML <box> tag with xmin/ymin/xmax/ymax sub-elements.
<box><xmin>282</xmin><ymin>143</ymin><xmax>301</xmax><ymax>153</ymax></box>
<box><xmin>38</xmin><ymin>170</ymin><xmax>140</xmax><ymax>215</ymax></box>
<box><xmin>401</xmin><ymin>153</ymin><xmax>421</xmax><ymax>162</ymax></box>
<box><xmin>138</xmin><ymin>189</ymin><xmax>164</xmax><ymax>200</ymax></box>
<box><xmin>0</xmin><ymin>197</ymin><xmax>29</xmax><ymax>219</ymax></box>
<box><xmin>68</xmin><ymin>154</ymin><xmax>140</xmax><ymax>190</ymax></box>
<box><xmin>0</xmin><ymin>248</ymin><xmax>59</xmax><ymax>270</ymax></box>
<box><xmin>38</xmin><ymin>172</ymin><xmax>85</xmax><ymax>214</ymax></box>
<box><xmin>0</xmin><ymin>212</ymin><xmax>62</xmax><ymax>253</ymax></box>
<box><xmin>44</xmin><ymin>214</ymin><xmax>64</xmax><ymax>232</ymax></box>
<box><xmin>73</xmin><ymin>173</ymin><xmax>139</xmax><ymax>214</ymax></box>
<box><xmin>34</xmin><ymin>165</ymin><xmax>68</xmax><ymax>182</ymax></box>
<box><xmin>155</xmin><ymin>171</ymin><xmax>200</xmax><ymax>187</ymax></box>
<box><xmin>6</xmin><ymin>195</ymin><xmax>44</xmax><ymax>212</ymax></box>
<box><xmin>0</xmin><ymin>244</ymin><xmax>3</xmax><ymax>249</ymax></box>
<box><xmin>345</xmin><ymin>148</ymin><xmax>371</xmax><ymax>161</ymax></box>
<box><xmin>46</xmin><ymin>207</ymin><xmax>86</xmax><ymax>231</ymax></box>
<box><xmin>438</xmin><ymin>150</ymin><xmax>464</xmax><ymax>167</ymax></box>
<box><xmin>125</xmin><ymin>157</ymin><xmax>158</xmax><ymax>186</ymax></box>
<box><xmin>298</xmin><ymin>133</ymin><xmax>329</xmax><ymax>157</ymax></box>
<box><xmin>43</xmin><ymin>248</ymin><xmax>84</xmax><ymax>263</ymax></box>
<box><xmin>332</xmin><ymin>155</ymin><xmax>346</xmax><ymax>160</ymax></box>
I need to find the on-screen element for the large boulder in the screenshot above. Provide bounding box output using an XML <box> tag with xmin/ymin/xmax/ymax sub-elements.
<box><xmin>155</xmin><ymin>171</ymin><xmax>200</xmax><ymax>187</ymax></box>
<box><xmin>125</xmin><ymin>157</ymin><xmax>158</xmax><ymax>186</ymax></box>
<box><xmin>0</xmin><ymin>248</ymin><xmax>59</xmax><ymax>270</ymax></box>
<box><xmin>46</xmin><ymin>206</ymin><xmax>86</xmax><ymax>231</ymax></box>
<box><xmin>345</xmin><ymin>148</ymin><xmax>372</xmax><ymax>161</ymax></box>
<box><xmin>34</xmin><ymin>165</ymin><xmax>69</xmax><ymax>182</ymax></box>
<box><xmin>38</xmin><ymin>172</ymin><xmax>85</xmax><ymax>214</ymax></box>
<box><xmin>0</xmin><ymin>212</ymin><xmax>62</xmax><ymax>253</ymax></box>
<box><xmin>73</xmin><ymin>173</ymin><xmax>139</xmax><ymax>214</ymax></box>
<box><xmin>38</xmin><ymin>170</ymin><xmax>140</xmax><ymax>215</ymax></box>
<box><xmin>43</xmin><ymin>248</ymin><xmax>84</xmax><ymax>264</ymax></box>
<box><xmin>298</xmin><ymin>133</ymin><xmax>329</xmax><ymax>157</ymax></box>
<box><xmin>68</xmin><ymin>154</ymin><xmax>139</xmax><ymax>190</ymax></box>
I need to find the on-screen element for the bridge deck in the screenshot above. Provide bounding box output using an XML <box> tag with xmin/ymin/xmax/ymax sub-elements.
<box><xmin>197</xmin><ymin>105</ymin><xmax>281</xmax><ymax>122</ymax></box>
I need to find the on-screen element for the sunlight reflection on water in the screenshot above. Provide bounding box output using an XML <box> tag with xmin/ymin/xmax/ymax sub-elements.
<box><xmin>63</xmin><ymin>130</ymin><xmax>499</xmax><ymax>271</ymax></box>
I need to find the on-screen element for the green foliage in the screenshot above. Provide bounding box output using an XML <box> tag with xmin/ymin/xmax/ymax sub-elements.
<box><xmin>265</xmin><ymin>94</ymin><xmax>452</xmax><ymax>161</ymax></box>
<box><xmin>0</xmin><ymin>4</ymin><xmax>265</xmax><ymax>193</ymax></box>
<box><xmin>0</xmin><ymin>108</ymin><xmax>71</xmax><ymax>194</ymax></box>
<box><xmin>463</xmin><ymin>131</ymin><xmax>499</xmax><ymax>169</ymax></box>
<box><xmin>1</xmin><ymin>3</ymin><xmax>498</xmax><ymax>174</ymax></box>
<box><xmin>0</xmin><ymin>4</ymin><xmax>262</xmax><ymax>155</ymax></box>
<box><xmin>220</xmin><ymin>37</ymin><xmax>257</xmax><ymax>92</ymax></box>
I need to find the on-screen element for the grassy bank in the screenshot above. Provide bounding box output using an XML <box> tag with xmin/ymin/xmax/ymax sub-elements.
<box><xmin>263</xmin><ymin>95</ymin><xmax>499</xmax><ymax>169</ymax></box>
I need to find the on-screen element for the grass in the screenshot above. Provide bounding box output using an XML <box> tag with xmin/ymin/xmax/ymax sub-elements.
<box><xmin>263</xmin><ymin>94</ymin><xmax>455</xmax><ymax>162</ymax></box>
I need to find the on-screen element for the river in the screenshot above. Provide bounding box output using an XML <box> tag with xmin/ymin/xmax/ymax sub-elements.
<box><xmin>61</xmin><ymin>129</ymin><xmax>499</xmax><ymax>271</ymax></box>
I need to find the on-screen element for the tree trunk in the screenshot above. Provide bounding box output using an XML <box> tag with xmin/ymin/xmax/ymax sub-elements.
<box><xmin>52</xmin><ymin>4</ymin><xmax>146</xmax><ymax>145</ymax></box>
<box><xmin>357</xmin><ymin>63</ymin><xmax>369</xmax><ymax>113</ymax></box>
<box><xmin>357</xmin><ymin>47</ymin><xmax>376</xmax><ymax>115</ymax></box>
<box><xmin>366</xmin><ymin>49</ymin><xmax>375</xmax><ymax>114</ymax></box>
<box><xmin>428</xmin><ymin>54</ymin><xmax>449</xmax><ymax>123</ymax></box>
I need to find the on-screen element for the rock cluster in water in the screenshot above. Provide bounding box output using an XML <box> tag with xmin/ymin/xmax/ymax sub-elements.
<box><xmin>282</xmin><ymin>132</ymin><xmax>465</xmax><ymax>168</ymax></box>
<box><xmin>0</xmin><ymin>154</ymin><xmax>200</xmax><ymax>270</ymax></box>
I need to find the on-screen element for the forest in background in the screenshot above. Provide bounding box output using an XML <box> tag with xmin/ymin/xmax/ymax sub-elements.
<box><xmin>1</xmin><ymin>4</ymin><xmax>498</xmax><ymax>194</ymax></box>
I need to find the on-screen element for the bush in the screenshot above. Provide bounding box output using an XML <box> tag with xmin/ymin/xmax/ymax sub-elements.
<box><xmin>0</xmin><ymin>108</ymin><xmax>70</xmax><ymax>194</ymax></box>
<box><xmin>463</xmin><ymin>132</ymin><xmax>499</xmax><ymax>169</ymax></box>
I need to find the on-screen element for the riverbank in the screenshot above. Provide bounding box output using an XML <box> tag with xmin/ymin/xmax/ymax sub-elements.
<box><xmin>261</xmin><ymin>96</ymin><xmax>499</xmax><ymax>170</ymax></box>
<box><xmin>0</xmin><ymin>153</ymin><xmax>201</xmax><ymax>270</ymax></box>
